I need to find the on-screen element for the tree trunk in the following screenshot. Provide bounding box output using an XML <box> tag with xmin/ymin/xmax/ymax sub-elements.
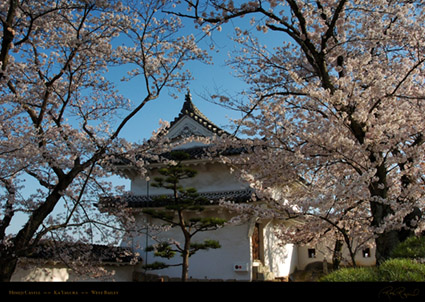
<box><xmin>181</xmin><ymin>241</ymin><xmax>190</xmax><ymax>282</ymax></box>
<box><xmin>332</xmin><ymin>240</ymin><xmax>343</xmax><ymax>270</ymax></box>
<box><xmin>374</xmin><ymin>229</ymin><xmax>400</xmax><ymax>265</ymax></box>
<box><xmin>0</xmin><ymin>256</ymin><xmax>18</xmax><ymax>282</ymax></box>
<box><xmin>370</xmin><ymin>199</ymin><xmax>401</xmax><ymax>264</ymax></box>
<box><xmin>371</xmin><ymin>201</ymin><xmax>421</xmax><ymax>264</ymax></box>
<box><xmin>370</xmin><ymin>189</ymin><xmax>400</xmax><ymax>264</ymax></box>
<box><xmin>177</xmin><ymin>208</ymin><xmax>190</xmax><ymax>282</ymax></box>
<box><xmin>399</xmin><ymin>207</ymin><xmax>422</xmax><ymax>242</ymax></box>
<box><xmin>0</xmin><ymin>165</ymin><xmax>89</xmax><ymax>280</ymax></box>
<box><xmin>368</xmin><ymin>155</ymin><xmax>399</xmax><ymax>264</ymax></box>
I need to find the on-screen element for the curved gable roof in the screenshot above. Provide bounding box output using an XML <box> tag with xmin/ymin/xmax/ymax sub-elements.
<box><xmin>164</xmin><ymin>91</ymin><xmax>230</xmax><ymax>139</ymax></box>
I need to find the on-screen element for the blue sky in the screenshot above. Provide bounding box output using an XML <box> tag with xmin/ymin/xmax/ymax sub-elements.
<box><xmin>114</xmin><ymin>24</ymin><xmax>250</xmax><ymax>144</ymax></box>
<box><xmin>6</xmin><ymin>12</ymin><xmax>249</xmax><ymax>235</ymax></box>
<box><xmin>114</xmin><ymin>5</ymin><xmax>287</xmax><ymax>144</ymax></box>
<box><xmin>102</xmin><ymin>17</ymin><xmax>253</xmax><ymax>198</ymax></box>
<box><xmin>7</xmin><ymin>6</ymin><xmax>285</xmax><ymax>236</ymax></box>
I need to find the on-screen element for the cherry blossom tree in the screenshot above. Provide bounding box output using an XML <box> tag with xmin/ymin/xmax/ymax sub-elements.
<box><xmin>174</xmin><ymin>0</ymin><xmax>425</xmax><ymax>264</ymax></box>
<box><xmin>0</xmin><ymin>0</ymin><xmax>208</xmax><ymax>281</ymax></box>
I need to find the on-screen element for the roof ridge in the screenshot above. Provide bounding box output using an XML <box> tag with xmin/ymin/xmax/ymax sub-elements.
<box><xmin>167</xmin><ymin>90</ymin><xmax>228</xmax><ymax>136</ymax></box>
<box><xmin>181</xmin><ymin>90</ymin><xmax>207</xmax><ymax>119</ymax></box>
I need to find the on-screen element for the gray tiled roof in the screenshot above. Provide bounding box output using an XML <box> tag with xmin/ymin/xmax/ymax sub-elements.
<box><xmin>101</xmin><ymin>189</ymin><xmax>254</xmax><ymax>208</ymax></box>
<box><xmin>164</xmin><ymin>91</ymin><xmax>230</xmax><ymax>137</ymax></box>
<box><xmin>27</xmin><ymin>240</ymin><xmax>140</xmax><ymax>264</ymax></box>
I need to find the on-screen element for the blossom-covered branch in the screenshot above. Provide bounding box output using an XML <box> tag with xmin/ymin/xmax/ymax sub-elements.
<box><xmin>0</xmin><ymin>0</ymin><xmax>207</xmax><ymax>281</ymax></box>
<box><xmin>175</xmin><ymin>0</ymin><xmax>425</xmax><ymax>264</ymax></box>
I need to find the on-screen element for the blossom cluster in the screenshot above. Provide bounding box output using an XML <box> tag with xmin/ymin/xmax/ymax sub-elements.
<box><xmin>0</xmin><ymin>0</ymin><xmax>208</xmax><ymax>280</ymax></box>
<box><xmin>175</xmin><ymin>0</ymin><xmax>425</xmax><ymax>262</ymax></box>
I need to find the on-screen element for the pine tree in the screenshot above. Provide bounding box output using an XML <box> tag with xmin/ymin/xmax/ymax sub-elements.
<box><xmin>143</xmin><ymin>151</ymin><xmax>225</xmax><ymax>281</ymax></box>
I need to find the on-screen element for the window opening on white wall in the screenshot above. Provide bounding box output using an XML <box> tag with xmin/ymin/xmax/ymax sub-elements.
<box><xmin>308</xmin><ymin>248</ymin><xmax>316</xmax><ymax>258</ymax></box>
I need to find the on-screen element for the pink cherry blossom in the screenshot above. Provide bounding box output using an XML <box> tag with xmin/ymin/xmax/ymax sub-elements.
<box><xmin>174</xmin><ymin>0</ymin><xmax>425</xmax><ymax>265</ymax></box>
<box><xmin>0</xmin><ymin>0</ymin><xmax>208</xmax><ymax>281</ymax></box>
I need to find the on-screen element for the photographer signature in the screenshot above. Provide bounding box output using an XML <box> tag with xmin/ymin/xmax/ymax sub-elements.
<box><xmin>379</xmin><ymin>286</ymin><xmax>421</xmax><ymax>300</ymax></box>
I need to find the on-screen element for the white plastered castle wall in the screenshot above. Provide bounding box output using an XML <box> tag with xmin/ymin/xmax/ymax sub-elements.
<box><xmin>131</xmin><ymin>161</ymin><xmax>248</xmax><ymax>196</ymax></box>
<box><xmin>11</xmin><ymin>260</ymin><xmax>136</xmax><ymax>282</ymax></box>
<box><xmin>262</xmin><ymin>221</ymin><xmax>299</xmax><ymax>278</ymax></box>
<box><xmin>123</xmin><ymin>210</ymin><xmax>253</xmax><ymax>281</ymax></box>
<box><xmin>296</xmin><ymin>243</ymin><xmax>376</xmax><ymax>270</ymax></box>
